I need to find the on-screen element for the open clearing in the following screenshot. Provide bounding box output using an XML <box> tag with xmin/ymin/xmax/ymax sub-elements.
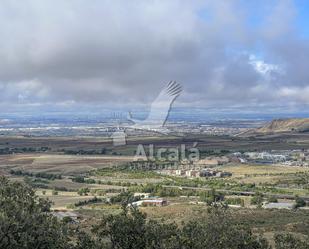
<box><xmin>0</xmin><ymin>154</ymin><xmax>133</xmax><ymax>175</ymax></box>
<box><xmin>216</xmin><ymin>164</ymin><xmax>309</xmax><ymax>177</ymax></box>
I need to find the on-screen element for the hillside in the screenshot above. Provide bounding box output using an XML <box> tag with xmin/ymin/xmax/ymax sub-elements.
<box><xmin>243</xmin><ymin>118</ymin><xmax>309</xmax><ymax>135</ymax></box>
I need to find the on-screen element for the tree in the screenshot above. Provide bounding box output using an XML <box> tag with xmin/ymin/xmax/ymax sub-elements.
<box><xmin>72</xmin><ymin>176</ymin><xmax>85</xmax><ymax>183</ymax></box>
<box><xmin>179</xmin><ymin>206</ymin><xmax>270</xmax><ymax>249</ymax></box>
<box><xmin>93</xmin><ymin>207</ymin><xmax>148</xmax><ymax>249</ymax></box>
<box><xmin>267</xmin><ymin>196</ymin><xmax>278</xmax><ymax>203</ymax></box>
<box><xmin>251</xmin><ymin>192</ymin><xmax>264</xmax><ymax>207</ymax></box>
<box><xmin>93</xmin><ymin>206</ymin><xmax>181</xmax><ymax>249</ymax></box>
<box><xmin>0</xmin><ymin>176</ymin><xmax>69</xmax><ymax>249</ymax></box>
<box><xmin>0</xmin><ymin>176</ymin><xmax>305</xmax><ymax>249</ymax></box>
<box><xmin>294</xmin><ymin>196</ymin><xmax>306</xmax><ymax>208</ymax></box>
<box><xmin>144</xmin><ymin>220</ymin><xmax>180</xmax><ymax>249</ymax></box>
<box><xmin>93</xmin><ymin>205</ymin><xmax>271</xmax><ymax>249</ymax></box>
<box><xmin>78</xmin><ymin>187</ymin><xmax>90</xmax><ymax>196</ymax></box>
<box><xmin>199</xmin><ymin>189</ymin><xmax>224</xmax><ymax>205</ymax></box>
<box><xmin>74</xmin><ymin>230</ymin><xmax>103</xmax><ymax>249</ymax></box>
<box><xmin>109</xmin><ymin>191</ymin><xmax>139</xmax><ymax>207</ymax></box>
<box><xmin>275</xmin><ymin>233</ymin><xmax>309</xmax><ymax>249</ymax></box>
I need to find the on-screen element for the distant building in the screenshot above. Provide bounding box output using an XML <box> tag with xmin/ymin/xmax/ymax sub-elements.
<box><xmin>196</xmin><ymin>158</ymin><xmax>219</xmax><ymax>166</ymax></box>
<box><xmin>215</xmin><ymin>171</ymin><xmax>232</xmax><ymax>177</ymax></box>
<box><xmin>199</xmin><ymin>169</ymin><xmax>215</xmax><ymax>177</ymax></box>
<box><xmin>185</xmin><ymin>170</ymin><xmax>193</xmax><ymax>177</ymax></box>
<box><xmin>185</xmin><ymin>170</ymin><xmax>200</xmax><ymax>177</ymax></box>
<box><xmin>130</xmin><ymin>198</ymin><xmax>167</xmax><ymax>207</ymax></box>
<box><xmin>175</xmin><ymin>169</ymin><xmax>184</xmax><ymax>176</ymax></box>
<box><xmin>111</xmin><ymin>131</ymin><xmax>127</xmax><ymax>146</ymax></box>
<box><xmin>199</xmin><ymin>168</ymin><xmax>232</xmax><ymax>178</ymax></box>
<box><xmin>263</xmin><ymin>202</ymin><xmax>294</xmax><ymax>209</ymax></box>
<box><xmin>142</xmin><ymin>199</ymin><xmax>167</xmax><ymax>207</ymax></box>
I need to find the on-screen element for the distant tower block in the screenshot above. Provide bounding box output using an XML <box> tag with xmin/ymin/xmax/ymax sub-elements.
<box><xmin>111</xmin><ymin>131</ymin><xmax>127</xmax><ymax>146</ymax></box>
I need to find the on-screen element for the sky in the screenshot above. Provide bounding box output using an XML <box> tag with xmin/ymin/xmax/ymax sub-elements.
<box><xmin>0</xmin><ymin>0</ymin><xmax>309</xmax><ymax>116</ymax></box>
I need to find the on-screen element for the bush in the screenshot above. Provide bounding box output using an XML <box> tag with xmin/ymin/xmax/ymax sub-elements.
<box><xmin>0</xmin><ymin>176</ymin><xmax>307</xmax><ymax>249</ymax></box>
<box><xmin>275</xmin><ymin>233</ymin><xmax>309</xmax><ymax>249</ymax></box>
<box><xmin>251</xmin><ymin>192</ymin><xmax>264</xmax><ymax>206</ymax></box>
<box><xmin>294</xmin><ymin>196</ymin><xmax>306</xmax><ymax>208</ymax></box>
<box><xmin>0</xmin><ymin>176</ymin><xmax>69</xmax><ymax>248</ymax></box>
<box><xmin>93</xmin><ymin>206</ymin><xmax>271</xmax><ymax>249</ymax></box>
<box><xmin>10</xmin><ymin>169</ymin><xmax>62</xmax><ymax>180</ymax></box>
<box><xmin>77</xmin><ymin>188</ymin><xmax>90</xmax><ymax>196</ymax></box>
<box><xmin>199</xmin><ymin>189</ymin><xmax>224</xmax><ymax>205</ymax></box>
<box><xmin>267</xmin><ymin>196</ymin><xmax>278</xmax><ymax>203</ymax></box>
<box><xmin>71</xmin><ymin>176</ymin><xmax>85</xmax><ymax>183</ymax></box>
<box><xmin>225</xmin><ymin>197</ymin><xmax>244</xmax><ymax>206</ymax></box>
<box><xmin>74</xmin><ymin>196</ymin><xmax>103</xmax><ymax>207</ymax></box>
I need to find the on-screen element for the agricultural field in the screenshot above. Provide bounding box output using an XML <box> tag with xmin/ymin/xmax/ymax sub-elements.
<box><xmin>1</xmin><ymin>133</ymin><xmax>309</xmax><ymax>156</ymax></box>
<box><xmin>0</xmin><ymin>153</ymin><xmax>133</xmax><ymax>175</ymax></box>
<box><xmin>215</xmin><ymin>164</ymin><xmax>309</xmax><ymax>195</ymax></box>
<box><xmin>217</xmin><ymin>164</ymin><xmax>309</xmax><ymax>176</ymax></box>
<box><xmin>35</xmin><ymin>190</ymin><xmax>96</xmax><ymax>209</ymax></box>
<box><xmin>0</xmin><ymin>135</ymin><xmax>308</xmax><ymax>243</ymax></box>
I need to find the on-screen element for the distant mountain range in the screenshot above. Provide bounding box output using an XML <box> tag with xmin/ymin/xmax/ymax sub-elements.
<box><xmin>242</xmin><ymin>118</ymin><xmax>309</xmax><ymax>135</ymax></box>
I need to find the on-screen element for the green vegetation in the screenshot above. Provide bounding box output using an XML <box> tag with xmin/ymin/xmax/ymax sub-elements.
<box><xmin>0</xmin><ymin>146</ymin><xmax>49</xmax><ymax>154</ymax></box>
<box><xmin>295</xmin><ymin>196</ymin><xmax>306</xmax><ymax>208</ymax></box>
<box><xmin>52</xmin><ymin>190</ymin><xmax>59</xmax><ymax>195</ymax></box>
<box><xmin>74</xmin><ymin>196</ymin><xmax>103</xmax><ymax>207</ymax></box>
<box><xmin>10</xmin><ymin>169</ymin><xmax>62</xmax><ymax>180</ymax></box>
<box><xmin>224</xmin><ymin>197</ymin><xmax>245</xmax><ymax>206</ymax></box>
<box><xmin>72</xmin><ymin>176</ymin><xmax>86</xmax><ymax>183</ymax></box>
<box><xmin>78</xmin><ymin>187</ymin><xmax>90</xmax><ymax>196</ymax></box>
<box><xmin>274</xmin><ymin>233</ymin><xmax>309</xmax><ymax>249</ymax></box>
<box><xmin>129</xmin><ymin>183</ymin><xmax>196</xmax><ymax>197</ymax></box>
<box><xmin>110</xmin><ymin>191</ymin><xmax>140</xmax><ymax>205</ymax></box>
<box><xmin>62</xmin><ymin>148</ymin><xmax>107</xmax><ymax>155</ymax></box>
<box><xmin>251</xmin><ymin>192</ymin><xmax>264</xmax><ymax>206</ymax></box>
<box><xmin>267</xmin><ymin>196</ymin><xmax>278</xmax><ymax>203</ymax></box>
<box><xmin>0</xmin><ymin>174</ymin><xmax>308</xmax><ymax>248</ymax></box>
<box><xmin>0</xmin><ymin>176</ymin><xmax>68</xmax><ymax>249</ymax></box>
<box><xmin>95</xmin><ymin>166</ymin><xmax>162</xmax><ymax>179</ymax></box>
<box><xmin>199</xmin><ymin>149</ymin><xmax>231</xmax><ymax>157</ymax></box>
<box><xmin>23</xmin><ymin>176</ymin><xmax>50</xmax><ymax>189</ymax></box>
<box><xmin>199</xmin><ymin>189</ymin><xmax>224</xmax><ymax>205</ymax></box>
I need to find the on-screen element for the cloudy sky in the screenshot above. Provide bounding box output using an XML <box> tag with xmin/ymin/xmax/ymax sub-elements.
<box><xmin>0</xmin><ymin>0</ymin><xmax>309</xmax><ymax>114</ymax></box>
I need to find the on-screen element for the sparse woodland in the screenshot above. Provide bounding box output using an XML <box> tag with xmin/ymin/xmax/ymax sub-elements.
<box><xmin>0</xmin><ymin>176</ymin><xmax>308</xmax><ymax>249</ymax></box>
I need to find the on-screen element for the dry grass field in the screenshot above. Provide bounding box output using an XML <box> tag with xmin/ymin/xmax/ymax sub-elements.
<box><xmin>47</xmin><ymin>178</ymin><xmax>125</xmax><ymax>190</ymax></box>
<box><xmin>35</xmin><ymin>189</ymin><xmax>96</xmax><ymax>209</ymax></box>
<box><xmin>0</xmin><ymin>154</ymin><xmax>133</xmax><ymax>175</ymax></box>
<box><xmin>141</xmin><ymin>203</ymin><xmax>209</xmax><ymax>223</ymax></box>
<box><xmin>215</xmin><ymin>164</ymin><xmax>309</xmax><ymax>195</ymax></box>
<box><xmin>216</xmin><ymin>164</ymin><xmax>309</xmax><ymax>177</ymax></box>
<box><xmin>2</xmin><ymin>133</ymin><xmax>309</xmax><ymax>154</ymax></box>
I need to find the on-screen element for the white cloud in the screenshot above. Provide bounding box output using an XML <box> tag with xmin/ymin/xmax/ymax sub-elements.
<box><xmin>249</xmin><ymin>55</ymin><xmax>283</xmax><ymax>76</ymax></box>
<box><xmin>0</xmin><ymin>0</ymin><xmax>307</xmax><ymax>112</ymax></box>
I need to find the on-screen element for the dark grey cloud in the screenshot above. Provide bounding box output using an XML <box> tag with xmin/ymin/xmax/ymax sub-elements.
<box><xmin>0</xmin><ymin>0</ymin><xmax>308</xmax><ymax>111</ymax></box>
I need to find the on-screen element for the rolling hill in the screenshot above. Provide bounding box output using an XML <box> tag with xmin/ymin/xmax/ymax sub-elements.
<box><xmin>242</xmin><ymin>118</ymin><xmax>309</xmax><ymax>135</ymax></box>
